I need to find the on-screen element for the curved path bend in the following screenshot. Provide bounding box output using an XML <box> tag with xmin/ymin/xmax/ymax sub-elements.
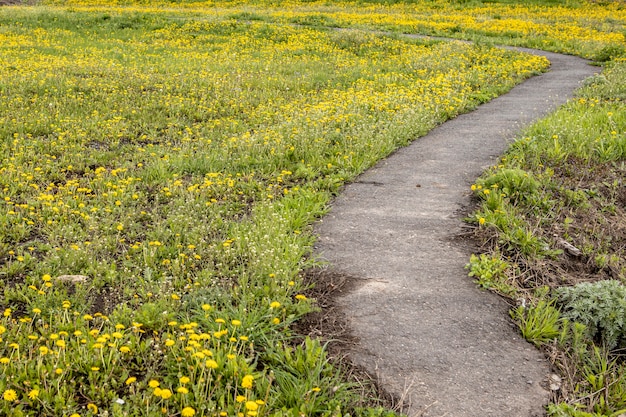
<box><xmin>313</xmin><ymin>47</ymin><xmax>599</xmax><ymax>416</ymax></box>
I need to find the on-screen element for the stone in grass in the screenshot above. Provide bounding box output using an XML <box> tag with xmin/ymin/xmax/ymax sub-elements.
<box><xmin>55</xmin><ymin>275</ymin><xmax>89</xmax><ymax>284</ymax></box>
<box><xmin>549</xmin><ymin>374</ymin><xmax>562</xmax><ymax>391</ymax></box>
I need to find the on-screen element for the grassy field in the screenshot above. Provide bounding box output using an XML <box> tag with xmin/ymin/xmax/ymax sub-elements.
<box><xmin>0</xmin><ymin>0</ymin><xmax>624</xmax><ymax>416</ymax></box>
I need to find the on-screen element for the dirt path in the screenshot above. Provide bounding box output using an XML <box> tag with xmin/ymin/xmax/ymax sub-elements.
<box><xmin>313</xmin><ymin>48</ymin><xmax>599</xmax><ymax>416</ymax></box>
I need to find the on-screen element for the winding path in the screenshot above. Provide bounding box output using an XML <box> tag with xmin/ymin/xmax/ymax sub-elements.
<box><xmin>313</xmin><ymin>47</ymin><xmax>599</xmax><ymax>416</ymax></box>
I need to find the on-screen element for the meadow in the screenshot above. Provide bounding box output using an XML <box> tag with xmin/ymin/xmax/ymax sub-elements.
<box><xmin>0</xmin><ymin>0</ymin><xmax>624</xmax><ymax>416</ymax></box>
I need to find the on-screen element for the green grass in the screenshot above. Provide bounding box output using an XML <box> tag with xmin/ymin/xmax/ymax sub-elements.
<box><xmin>86</xmin><ymin>0</ymin><xmax>625</xmax><ymax>61</ymax></box>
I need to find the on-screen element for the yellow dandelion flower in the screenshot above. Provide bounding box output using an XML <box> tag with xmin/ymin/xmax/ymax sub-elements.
<box><xmin>87</xmin><ymin>403</ymin><xmax>98</xmax><ymax>413</ymax></box>
<box><xmin>181</xmin><ymin>407</ymin><xmax>196</xmax><ymax>417</ymax></box>
<box><xmin>0</xmin><ymin>358</ymin><xmax>9</xmax><ymax>365</ymax></box>
<box><xmin>241</xmin><ymin>374</ymin><xmax>254</xmax><ymax>389</ymax></box>
<box><xmin>28</xmin><ymin>389</ymin><xmax>39</xmax><ymax>400</ymax></box>
<box><xmin>270</xmin><ymin>301</ymin><xmax>281</xmax><ymax>309</ymax></box>
<box><xmin>179</xmin><ymin>376</ymin><xmax>190</xmax><ymax>384</ymax></box>
<box><xmin>125</xmin><ymin>377</ymin><xmax>137</xmax><ymax>385</ymax></box>
<box><xmin>148</xmin><ymin>380</ymin><xmax>160</xmax><ymax>388</ymax></box>
<box><xmin>177</xmin><ymin>387</ymin><xmax>189</xmax><ymax>394</ymax></box>
<box><xmin>120</xmin><ymin>346</ymin><xmax>131</xmax><ymax>353</ymax></box>
<box><xmin>159</xmin><ymin>389</ymin><xmax>172</xmax><ymax>399</ymax></box>
<box><xmin>245</xmin><ymin>401</ymin><xmax>258</xmax><ymax>411</ymax></box>
<box><xmin>3</xmin><ymin>389</ymin><xmax>17</xmax><ymax>402</ymax></box>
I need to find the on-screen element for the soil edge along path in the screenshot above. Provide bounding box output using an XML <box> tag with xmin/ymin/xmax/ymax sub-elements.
<box><xmin>313</xmin><ymin>48</ymin><xmax>599</xmax><ymax>416</ymax></box>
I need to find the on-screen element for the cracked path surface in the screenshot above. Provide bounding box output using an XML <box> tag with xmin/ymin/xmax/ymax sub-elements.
<box><xmin>313</xmin><ymin>48</ymin><xmax>599</xmax><ymax>417</ymax></box>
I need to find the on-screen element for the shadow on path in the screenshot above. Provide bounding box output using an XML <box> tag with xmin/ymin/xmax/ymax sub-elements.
<box><xmin>313</xmin><ymin>48</ymin><xmax>599</xmax><ymax>417</ymax></box>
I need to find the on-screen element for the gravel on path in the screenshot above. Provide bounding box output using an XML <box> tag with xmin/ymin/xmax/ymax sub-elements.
<box><xmin>313</xmin><ymin>48</ymin><xmax>599</xmax><ymax>417</ymax></box>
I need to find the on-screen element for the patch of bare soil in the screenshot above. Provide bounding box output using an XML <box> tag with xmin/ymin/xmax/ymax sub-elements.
<box><xmin>89</xmin><ymin>284</ymin><xmax>126</xmax><ymax>316</ymax></box>
<box><xmin>538</xmin><ymin>161</ymin><xmax>624</xmax><ymax>288</ymax></box>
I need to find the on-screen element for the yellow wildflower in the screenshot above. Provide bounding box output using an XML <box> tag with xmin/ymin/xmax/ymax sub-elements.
<box><xmin>181</xmin><ymin>407</ymin><xmax>196</xmax><ymax>417</ymax></box>
<box><xmin>241</xmin><ymin>374</ymin><xmax>254</xmax><ymax>389</ymax></box>
<box><xmin>3</xmin><ymin>390</ymin><xmax>17</xmax><ymax>402</ymax></box>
